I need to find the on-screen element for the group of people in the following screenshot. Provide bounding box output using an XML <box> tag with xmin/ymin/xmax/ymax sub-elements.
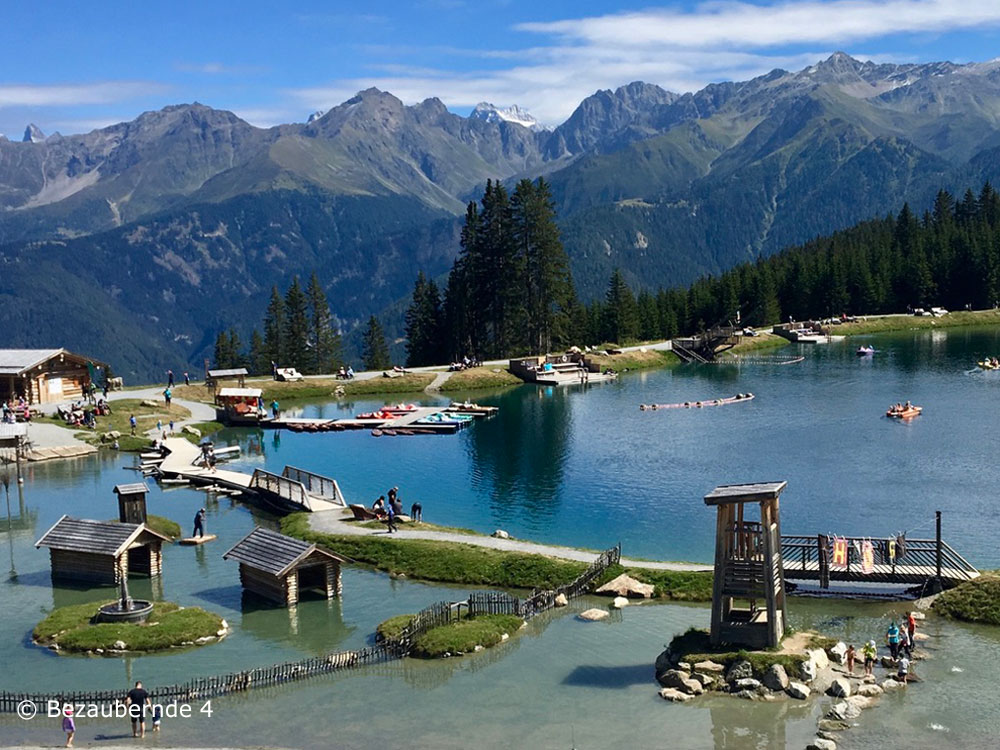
<box><xmin>336</xmin><ymin>365</ymin><xmax>356</xmax><ymax>380</ymax></box>
<box><xmin>165</xmin><ymin>370</ymin><xmax>190</xmax><ymax>387</ymax></box>
<box><xmin>2</xmin><ymin>397</ymin><xmax>31</xmax><ymax>423</ymax></box>
<box><xmin>59</xmin><ymin>680</ymin><xmax>161</xmax><ymax>746</ymax></box>
<box><xmin>844</xmin><ymin>612</ymin><xmax>918</xmax><ymax>685</ymax></box>
<box><xmin>448</xmin><ymin>355</ymin><xmax>482</xmax><ymax>372</ymax></box>
<box><xmin>371</xmin><ymin>486</ymin><xmax>422</xmax><ymax>533</ymax></box>
<box><xmin>888</xmin><ymin>400</ymin><xmax>914</xmax><ymax>414</ymax></box>
<box><xmin>199</xmin><ymin>442</ymin><xmax>218</xmax><ymax>472</ymax></box>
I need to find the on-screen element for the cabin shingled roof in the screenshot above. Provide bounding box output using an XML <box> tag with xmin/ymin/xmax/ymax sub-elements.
<box><xmin>704</xmin><ymin>481</ymin><xmax>788</xmax><ymax>505</ymax></box>
<box><xmin>224</xmin><ymin>527</ymin><xmax>346</xmax><ymax>577</ymax></box>
<box><xmin>114</xmin><ymin>482</ymin><xmax>149</xmax><ymax>496</ymax></box>
<box><xmin>0</xmin><ymin>348</ymin><xmax>108</xmax><ymax>375</ymax></box>
<box><xmin>208</xmin><ymin>367</ymin><xmax>248</xmax><ymax>378</ymax></box>
<box><xmin>35</xmin><ymin>516</ymin><xmax>171</xmax><ymax>556</ymax></box>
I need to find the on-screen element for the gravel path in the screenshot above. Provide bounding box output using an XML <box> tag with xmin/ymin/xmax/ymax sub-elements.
<box><xmin>308</xmin><ymin>510</ymin><xmax>711</xmax><ymax>572</ymax></box>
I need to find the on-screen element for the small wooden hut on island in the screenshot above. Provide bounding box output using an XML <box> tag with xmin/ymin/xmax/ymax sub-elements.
<box><xmin>35</xmin><ymin>515</ymin><xmax>171</xmax><ymax>585</ymax></box>
<box><xmin>224</xmin><ymin>527</ymin><xmax>346</xmax><ymax>606</ymax></box>
<box><xmin>114</xmin><ymin>482</ymin><xmax>150</xmax><ymax>524</ymax></box>
<box><xmin>704</xmin><ymin>481</ymin><xmax>788</xmax><ymax>649</ymax></box>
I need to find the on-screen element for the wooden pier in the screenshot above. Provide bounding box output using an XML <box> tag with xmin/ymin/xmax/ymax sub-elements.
<box><xmin>272</xmin><ymin>404</ymin><xmax>497</xmax><ymax>435</ymax></box>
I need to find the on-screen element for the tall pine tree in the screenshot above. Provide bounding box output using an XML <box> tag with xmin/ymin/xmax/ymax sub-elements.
<box><xmin>263</xmin><ymin>286</ymin><xmax>285</xmax><ymax>369</ymax></box>
<box><xmin>307</xmin><ymin>272</ymin><xmax>341</xmax><ymax>374</ymax></box>
<box><xmin>283</xmin><ymin>276</ymin><xmax>310</xmax><ymax>371</ymax></box>
<box><xmin>362</xmin><ymin>316</ymin><xmax>392</xmax><ymax>371</ymax></box>
<box><xmin>404</xmin><ymin>271</ymin><xmax>444</xmax><ymax>366</ymax></box>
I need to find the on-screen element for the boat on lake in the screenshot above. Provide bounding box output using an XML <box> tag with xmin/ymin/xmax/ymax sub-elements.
<box><xmin>887</xmin><ymin>404</ymin><xmax>922</xmax><ymax>419</ymax></box>
<box><xmin>977</xmin><ymin>359</ymin><xmax>1000</xmax><ymax>370</ymax></box>
<box><xmin>856</xmin><ymin>345</ymin><xmax>876</xmax><ymax>356</ymax></box>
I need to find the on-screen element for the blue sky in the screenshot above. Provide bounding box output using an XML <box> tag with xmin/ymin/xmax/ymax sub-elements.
<box><xmin>2</xmin><ymin>0</ymin><xmax>1000</xmax><ymax>138</ymax></box>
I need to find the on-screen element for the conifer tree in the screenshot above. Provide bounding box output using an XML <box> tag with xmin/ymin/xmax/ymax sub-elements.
<box><xmin>248</xmin><ymin>329</ymin><xmax>268</xmax><ymax>376</ymax></box>
<box><xmin>307</xmin><ymin>272</ymin><xmax>341</xmax><ymax>374</ymax></box>
<box><xmin>404</xmin><ymin>271</ymin><xmax>444</xmax><ymax>366</ymax></box>
<box><xmin>283</xmin><ymin>276</ymin><xmax>310</xmax><ymax>371</ymax></box>
<box><xmin>362</xmin><ymin>315</ymin><xmax>392</xmax><ymax>371</ymax></box>
<box><xmin>602</xmin><ymin>269</ymin><xmax>638</xmax><ymax>343</ymax></box>
<box><xmin>263</xmin><ymin>286</ymin><xmax>285</xmax><ymax>368</ymax></box>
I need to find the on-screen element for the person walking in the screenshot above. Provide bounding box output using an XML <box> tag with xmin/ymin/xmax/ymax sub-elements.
<box><xmin>270</xmin><ymin>399</ymin><xmax>280</xmax><ymax>419</ymax></box>
<box><xmin>62</xmin><ymin>704</ymin><xmax>75</xmax><ymax>747</ymax></box>
<box><xmin>164</xmin><ymin>387</ymin><xmax>172</xmax><ymax>407</ymax></box>
<box><xmin>862</xmin><ymin>640</ymin><xmax>876</xmax><ymax>676</ymax></box>
<box><xmin>410</xmin><ymin>502</ymin><xmax>422</xmax><ymax>522</ymax></box>
<box><xmin>193</xmin><ymin>508</ymin><xmax>206</xmax><ymax>538</ymax></box>
<box><xmin>183</xmin><ymin>371</ymin><xmax>190</xmax><ymax>386</ymax></box>
<box><xmin>886</xmin><ymin>621</ymin><xmax>901</xmax><ymax>659</ymax></box>
<box><xmin>167</xmin><ymin>370</ymin><xmax>174</xmax><ymax>387</ymax></box>
<box><xmin>125</xmin><ymin>681</ymin><xmax>151</xmax><ymax>738</ymax></box>
<box><xmin>129</xmin><ymin>414</ymin><xmax>137</xmax><ymax>435</ymax></box>
<box><xmin>385</xmin><ymin>499</ymin><xmax>398</xmax><ymax>533</ymax></box>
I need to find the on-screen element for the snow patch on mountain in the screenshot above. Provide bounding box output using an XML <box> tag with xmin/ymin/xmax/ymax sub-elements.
<box><xmin>307</xmin><ymin>110</ymin><xmax>327</xmax><ymax>124</ymax></box>
<box><xmin>470</xmin><ymin>102</ymin><xmax>548</xmax><ymax>131</ymax></box>
<box><xmin>22</xmin><ymin>124</ymin><xmax>45</xmax><ymax>143</ymax></box>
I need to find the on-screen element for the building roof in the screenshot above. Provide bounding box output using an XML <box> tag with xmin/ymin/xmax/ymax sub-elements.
<box><xmin>704</xmin><ymin>481</ymin><xmax>788</xmax><ymax>505</ymax></box>
<box><xmin>0</xmin><ymin>348</ymin><xmax>108</xmax><ymax>375</ymax></box>
<box><xmin>0</xmin><ymin>423</ymin><xmax>28</xmax><ymax>440</ymax></box>
<box><xmin>114</xmin><ymin>482</ymin><xmax>149</xmax><ymax>496</ymax></box>
<box><xmin>35</xmin><ymin>516</ymin><xmax>171</xmax><ymax>556</ymax></box>
<box><xmin>224</xmin><ymin>527</ymin><xmax>346</xmax><ymax>577</ymax></box>
<box><xmin>208</xmin><ymin>367</ymin><xmax>248</xmax><ymax>378</ymax></box>
<box><xmin>218</xmin><ymin>387</ymin><xmax>262</xmax><ymax>398</ymax></box>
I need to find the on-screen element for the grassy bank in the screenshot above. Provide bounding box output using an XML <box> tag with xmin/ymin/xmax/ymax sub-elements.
<box><xmin>932</xmin><ymin>573</ymin><xmax>1000</xmax><ymax>625</ymax></box>
<box><xmin>40</xmin><ymin>398</ymin><xmax>190</xmax><ymax>452</ymax></box>
<box><xmin>587</xmin><ymin>348</ymin><xmax>676</xmax><ymax>371</ymax></box>
<box><xmin>181</xmin><ymin>421</ymin><xmax>225</xmax><ymax>444</ymax></box>
<box><xmin>666</xmin><ymin>628</ymin><xmax>807</xmax><ymax>676</ymax></box>
<box><xmin>145</xmin><ymin>514</ymin><xmax>182</xmax><ymax>539</ymax></box>
<box><xmin>833</xmin><ymin>309</ymin><xmax>1000</xmax><ymax>336</ymax></box>
<box><xmin>411</xmin><ymin>614</ymin><xmax>524</xmax><ymax>658</ymax></box>
<box><xmin>718</xmin><ymin>332</ymin><xmax>790</xmax><ymax>357</ymax></box>
<box><xmin>284</xmin><ymin>514</ymin><xmax>714</xmax><ymax>599</ymax></box>
<box><xmin>438</xmin><ymin>366</ymin><xmax>523</xmax><ymax>392</ymax></box>
<box><xmin>33</xmin><ymin>601</ymin><xmax>224</xmax><ymax>653</ymax></box>
<box><xmin>260</xmin><ymin>374</ymin><xmax>435</xmax><ymax>400</ymax></box>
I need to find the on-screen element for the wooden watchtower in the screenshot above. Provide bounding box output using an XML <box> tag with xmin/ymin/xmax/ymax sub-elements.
<box><xmin>704</xmin><ymin>482</ymin><xmax>788</xmax><ymax>649</ymax></box>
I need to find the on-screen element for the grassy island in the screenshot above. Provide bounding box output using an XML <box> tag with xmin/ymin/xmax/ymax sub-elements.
<box><xmin>665</xmin><ymin>628</ymin><xmax>809</xmax><ymax>677</ymax></box>
<box><xmin>33</xmin><ymin>601</ymin><xmax>225</xmax><ymax>654</ymax></box>
<box><xmin>376</xmin><ymin>612</ymin><xmax>523</xmax><ymax>658</ymax></box>
<box><xmin>932</xmin><ymin>573</ymin><xmax>1000</xmax><ymax>625</ymax></box>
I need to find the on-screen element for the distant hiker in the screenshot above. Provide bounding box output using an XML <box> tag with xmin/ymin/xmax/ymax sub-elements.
<box><xmin>164</xmin><ymin>387</ymin><xmax>172</xmax><ymax>407</ymax></box>
<box><xmin>167</xmin><ymin>370</ymin><xmax>174</xmax><ymax>387</ymax></box>
<box><xmin>410</xmin><ymin>502</ymin><xmax>422</xmax><ymax>522</ymax></box>
<box><xmin>270</xmin><ymin>399</ymin><xmax>280</xmax><ymax>418</ymax></box>
<box><xmin>129</xmin><ymin>414</ymin><xmax>137</xmax><ymax>435</ymax></box>
<box><xmin>183</xmin><ymin>371</ymin><xmax>190</xmax><ymax>386</ymax></box>
<box><xmin>193</xmin><ymin>508</ymin><xmax>206</xmax><ymax>538</ymax></box>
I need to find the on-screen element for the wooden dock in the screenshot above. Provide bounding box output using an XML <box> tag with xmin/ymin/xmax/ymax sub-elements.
<box><xmin>272</xmin><ymin>404</ymin><xmax>497</xmax><ymax>435</ymax></box>
<box><xmin>155</xmin><ymin>438</ymin><xmax>342</xmax><ymax>513</ymax></box>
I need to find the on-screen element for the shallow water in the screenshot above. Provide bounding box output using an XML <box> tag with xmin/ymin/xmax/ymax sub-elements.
<box><xmin>3</xmin><ymin>327</ymin><xmax>1000</xmax><ymax>748</ymax></box>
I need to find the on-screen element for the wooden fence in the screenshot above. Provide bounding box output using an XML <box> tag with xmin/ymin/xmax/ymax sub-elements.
<box><xmin>0</xmin><ymin>544</ymin><xmax>621</xmax><ymax>713</ymax></box>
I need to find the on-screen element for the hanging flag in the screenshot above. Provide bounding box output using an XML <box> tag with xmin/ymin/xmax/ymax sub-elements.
<box><xmin>888</xmin><ymin>538</ymin><xmax>897</xmax><ymax>561</ymax></box>
<box><xmin>832</xmin><ymin>537</ymin><xmax>849</xmax><ymax>568</ymax></box>
<box><xmin>861</xmin><ymin>540</ymin><xmax>875</xmax><ymax>574</ymax></box>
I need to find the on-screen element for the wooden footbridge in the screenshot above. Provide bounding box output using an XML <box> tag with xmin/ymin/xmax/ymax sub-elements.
<box><xmin>672</xmin><ymin>326</ymin><xmax>742</xmax><ymax>362</ymax></box>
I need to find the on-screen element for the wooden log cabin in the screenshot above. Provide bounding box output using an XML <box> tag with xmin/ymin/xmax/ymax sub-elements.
<box><xmin>0</xmin><ymin>349</ymin><xmax>110</xmax><ymax>405</ymax></box>
<box><xmin>35</xmin><ymin>516</ymin><xmax>171</xmax><ymax>585</ymax></box>
<box><xmin>224</xmin><ymin>527</ymin><xmax>346</xmax><ymax>606</ymax></box>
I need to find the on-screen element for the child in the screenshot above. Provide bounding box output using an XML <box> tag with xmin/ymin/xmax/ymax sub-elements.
<box><xmin>846</xmin><ymin>644</ymin><xmax>856</xmax><ymax>674</ymax></box>
<box><xmin>152</xmin><ymin>703</ymin><xmax>162</xmax><ymax>732</ymax></box>
<box><xmin>862</xmin><ymin>640</ymin><xmax>877</xmax><ymax>676</ymax></box>
<box><xmin>62</xmin><ymin>705</ymin><xmax>75</xmax><ymax>747</ymax></box>
<box><xmin>897</xmin><ymin>654</ymin><xmax>910</xmax><ymax>685</ymax></box>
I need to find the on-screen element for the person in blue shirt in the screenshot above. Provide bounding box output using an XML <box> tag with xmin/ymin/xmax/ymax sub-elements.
<box><xmin>886</xmin><ymin>621</ymin><xmax>901</xmax><ymax>659</ymax></box>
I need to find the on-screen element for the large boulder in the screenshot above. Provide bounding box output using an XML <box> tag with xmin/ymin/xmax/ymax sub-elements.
<box><xmin>681</xmin><ymin>679</ymin><xmax>704</xmax><ymax>696</ymax></box>
<box><xmin>595</xmin><ymin>573</ymin><xmax>654</xmax><ymax>599</ymax></box>
<box><xmin>881</xmin><ymin>678</ymin><xmax>903</xmax><ymax>690</ymax></box>
<box><xmin>734</xmin><ymin>677</ymin><xmax>761</xmax><ymax>691</ymax></box>
<box><xmin>693</xmin><ymin>660</ymin><xmax>725</xmax><ymax>673</ymax></box>
<box><xmin>690</xmin><ymin>672</ymin><xmax>715</xmax><ymax>689</ymax></box>
<box><xmin>491</xmin><ymin>529</ymin><xmax>509</xmax><ymax>539</ymax></box>
<box><xmin>141</xmin><ymin>399</ymin><xmax>159</xmax><ymax>408</ymax></box>
<box><xmin>826</xmin><ymin>700</ymin><xmax>862</xmax><ymax>722</ymax></box>
<box><xmin>762</xmin><ymin>664</ymin><xmax>789</xmax><ymax>692</ymax></box>
<box><xmin>654</xmin><ymin>650</ymin><xmax>673</xmax><ymax>677</ymax></box>
<box><xmin>817</xmin><ymin>720</ymin><xmax>850</xmax><ymax>733</ymax></box>
<box><xmin>911</xmin><ymin>611</ymin><xmax>926</xmax><ymax>620</ymax></box>
<box><xmin>827</xmin><ymin>677</ymin><xmax>851</xmax><ymax>698</ymax></box>
<box><xmin>786</xmin><ymin>681</ymin><xmax>811</xmax><ymax>700</ymax></box>
<box><xmin>726</xmin><ymin>660</ymin><xmax>754</xmax><ymax>684</ymax></box>
<box><xmin>553</xmin><ymin>593</ymin><xmax>568</xmax><ymax>607</ymax></box>
<box><xmin>828</xmin><ymin>642</ymin><xmax>848</xmax><ymax>665</ymax></box>
<box><xmin>610</xmin><ymin>596</ymin><xmax>630</xmax><ymax>609</ymax></box>
<box><xmin>659</xmin><ymin>688</ymin><xmax>692</xmax><ymax>702</ymax></box>
<box><xmin>800</xmin><ymin>659</ymin><xmax>818</xmax><ymax>683</ymax></box>
<box><xmin>806</xmin><ymin>648</ymin><xmax>830</xmax><ymax>671</ymax></box>
<box><xmin>182</xmin><ymin>425</ymin><xmax>201</xmax><ymax>438</ymax></box>
<box><xmin>856</xmin><ymin>684</ymin><xmax>884</xmax><ymax>698</ymax></box>
<box><xmin>658</xmin><ymin>669</ymin><xmax>691</xmax><ymax>690</ymax></box>
<box><xmin>807</xmin><ymin>739</ymin><xmax>837</xmax><ymax>750</ymax></box>
<box><xmin>578</xmin><ymin>608</ymin><xmax>609</xmax><ymax>621</ymax></box>
<box><xmin>845</xmin><ymin>695</ymin><xmax>872</xmax><ymax>712</ymax></box>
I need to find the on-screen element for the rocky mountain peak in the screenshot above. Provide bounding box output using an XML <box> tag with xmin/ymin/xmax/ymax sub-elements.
<box><xmin>470</xmin><ymin>102</ymin><xmax>547</xmax><ymax>131</ymax></box>
<box><xmin>22</xmin><ymin>123</ymin><xmax>45</xmax><ymax>143</ymax></box>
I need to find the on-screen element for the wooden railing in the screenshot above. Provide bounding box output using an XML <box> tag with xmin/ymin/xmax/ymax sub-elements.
<box><xmin>281</xmin><ymin>466</ymin><xmax>346</xmax><ymax>506</ymax></box>
<box><xmin>1</xmin><ymin>545</ymin><xmax>622</xmax><ymax>713</ymax></box>
<box><xmin>248</xmin><ymin>469</ymin><xmax>311</xmax><ymax>511</ymax></box>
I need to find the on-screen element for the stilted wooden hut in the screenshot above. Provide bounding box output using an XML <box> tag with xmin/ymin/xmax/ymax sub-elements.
<box><xmin>35</xmin><ymin>515</ymin><xmax>171</xmax><ymax>584</ymax></box>
<box><xmin>223</xmin><ymin>527</ymin><xmax>346</xmax><ymax>606</ymax></box>
<box><xmin>704</xmin><ymin>482</ymin><xmax>788</xmax><ymax>649</ymax></box>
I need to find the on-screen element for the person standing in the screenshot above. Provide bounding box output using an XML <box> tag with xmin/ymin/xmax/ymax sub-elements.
<box><xmin>167</xmin><ymin>370</ymin><xmax>174</xmax><ymax>387</ymax></box>
<box><xmin>897</xmin><ymin>653</ymin><xmax>910</xmax><ymax>685</ymax></box>
<box><xmin>129</xmin><ymin>414</ymin><xmax>137</xmax><ymax>435</ymax></box>
<box><xmin>193</xmin><ymin>508</ymin><xmax>206</xmax><ymax>538</ymax></box>
<box><xmin>907</xmin><ymin>611</ymin><xmax>917</xmax><ymax>644</ymax></box>
<box><xmin>862</xmin><ymin>640</ymin><xmax>876</xmax><ymax>676</ymax></box>
<box><xmin>183</xmin><ymin>371</ymin><xmax>190</xmax><ymax>386</ymax></box>
<box><xmin>62</xmin><ymin>704</ymin><xmax>75</xmax><ymax>747</ymax></box>
<box><xmin>270</xmin><ymin>399</ymin><xmax>280</xmax><ymax>419</ymax></box>
<box><xmin>164</xmin><ymin>387</ymin><xmax>172</xmax><ymax>407</ymax></box>
<box><xmin>410</xmin><ymin>502</ymin><xmax>422</xmax><ymax>522</ymax></box>
<box><xmin>125</xmin><ymin>681</ymin><xmax>151</xmax><ymax>738</ymax></box>
<box><xmin>886</xmin><ymin>621</ymin><xmax>901</xmax><ymax>659</ymax></box>
<box><xmin>845</xmin><ymin>644</ymin><xmax>856</xmax><ymax>674</ymax></box>
<box><xmin>385</xmin><ymin>499</ymin><xmax>398</xmax><ymax>533</ymax></box>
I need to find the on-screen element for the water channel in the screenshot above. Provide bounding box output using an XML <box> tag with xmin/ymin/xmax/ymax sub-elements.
<box><xmin>3</xmin><ymin>327</ymin><xmax>1000</xmax><ymax>748</ymax></box>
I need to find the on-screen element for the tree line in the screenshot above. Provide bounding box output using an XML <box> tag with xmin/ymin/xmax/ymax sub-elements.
<box><xmin>213</xmin><ymin>272</ymin><xmax>343</xmax><ymax>375</ymax></box>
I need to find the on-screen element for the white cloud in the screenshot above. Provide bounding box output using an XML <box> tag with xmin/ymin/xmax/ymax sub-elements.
<box><xmin>174</xmin><ymin>62</ymin><xmax>269</xmax><ymax>75</ymax></box>
<box><xmin>292</xmin><ymin>0</ymin><xmax>1000</xmax><ymax>124</ymax></box>
<box><xmin>0</xmin><ymin>81</ymin><xmax>166</xmax><ymax>108</ymax></box>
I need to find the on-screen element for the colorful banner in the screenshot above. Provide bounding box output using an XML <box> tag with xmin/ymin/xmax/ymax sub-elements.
<box><xmin>861</xmin><ymin>540</ymin><xmax>875</xmax><ymax>574</ymax></box>
<box><xmin>832</xmin><ymin>537</ymin><xmax>848</xmax><ymax>568</ymax></box>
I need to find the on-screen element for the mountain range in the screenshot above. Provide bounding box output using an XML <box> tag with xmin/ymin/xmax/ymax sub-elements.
<box><xmin>3</xmin><ymin>52</ymin><xmax>1000</xmax><ymax>379</ymax></box>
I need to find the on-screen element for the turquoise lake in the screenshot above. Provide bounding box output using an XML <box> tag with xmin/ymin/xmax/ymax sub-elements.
<box><xmin>3</xmin><ymin>326</ymin><xmax>1000</xmax><ymax>748</ymax></box>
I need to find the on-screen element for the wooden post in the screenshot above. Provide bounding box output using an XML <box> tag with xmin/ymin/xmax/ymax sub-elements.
<box><xmin>709</xmin><ymin>505</ymin><xmax>728</xmax><ymax>646</ymax></box>
<box><xmin>935</xmin><ymin>510</ymin><xmax>943</xmax><ymax>583</ymax></box>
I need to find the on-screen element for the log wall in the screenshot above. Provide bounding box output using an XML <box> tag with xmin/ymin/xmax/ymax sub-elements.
<box><xmin>50</xmin><ymin>549</ymin><xmax>122</xmax><ymax>585</ymax></box>
<box><xmin>239</xmin><ymin>563</ymin><xmax>292</xmax><ymax>605</ymax></box>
